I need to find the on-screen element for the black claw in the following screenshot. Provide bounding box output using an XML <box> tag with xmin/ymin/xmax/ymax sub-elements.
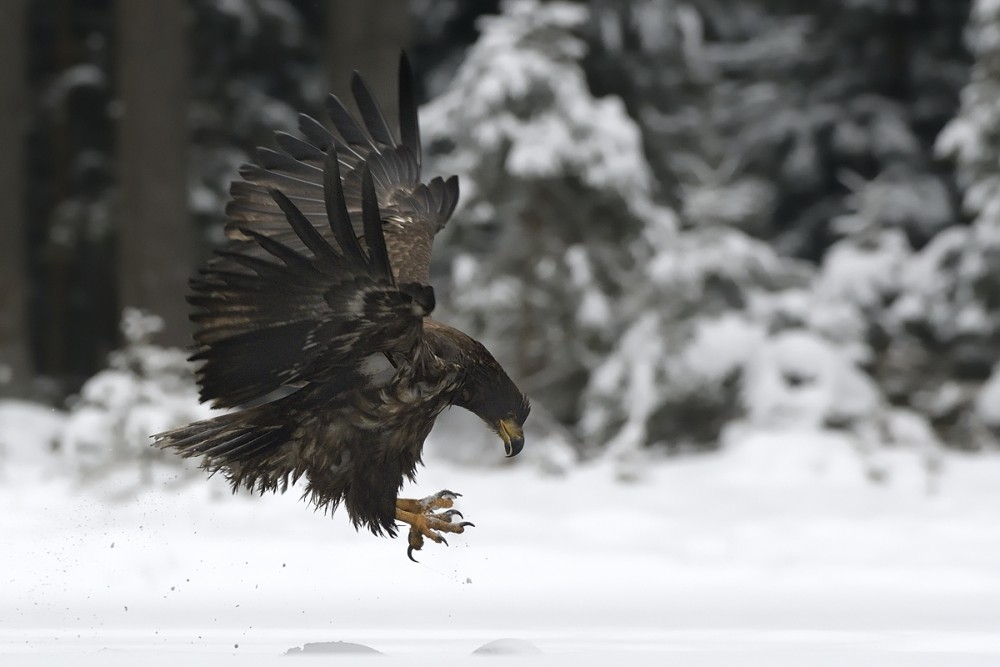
<box><xmin>439</xmin><ymin>490</ymin><xmax>461</xmax><ymax>498</ymax></box>
<box><xmin>440</xmin><ymin>509</ymin><xmax>464</xmax><ymax>520</ymax></box>
<box><xmin>440</xmin><ymin>536</ymin><xmax>449</xmax><ymax>547</ymax></box>
<box><xmin>407</xmin><ymin>546</ymin><xmax>419</xmax><ymax>563</ymax></box>
<box><xmin>459</xmin><ymin>522</ymin><xmax>475</xmax><ymax>529</ymax></box>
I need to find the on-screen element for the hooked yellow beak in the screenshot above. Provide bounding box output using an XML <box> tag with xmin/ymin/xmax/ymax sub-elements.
<box><xmin>498</xmin><ymin>418</ymin><xmax>525</xmax><ymax>458</ymax></box>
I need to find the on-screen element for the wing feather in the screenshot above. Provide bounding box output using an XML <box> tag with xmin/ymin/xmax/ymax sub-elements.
<box><xmin>239</xmin><ymin>224</ymin><xmax>315</xmax><ymax>271</ymax></box>
<box><xmin>190</xmin><ymin>143</ymin><xmax>433</xmax><ymax>408</ymax></box>
<box><xmin>323</xmin><ymin>147</ymin><xmax>368</xmax><ymax>269</ymax></box>
<box><xmin>441</xmin><ymin>175</ymin><xmax>460</xmax><ymax>218</ymax></box>
<box><xmin>256</xmin><ymin>147</ymin><xmax>323</xmax><ymax>178</ymax></box>
<box><xmin>351</xmin><ymin>70</ymin><xmax>396</xmax><ymax>147</ymax></box>
<box><xmin>361</xmin><ymin>167</ymin><xmax>392</xmax><ymax>280</ymax></box>
<box><xmin>275</xmin><ymin>131</ymin><xmax>326</xmax><ymax>162</ymax></box>
<box><xmin>224</xmin><ymin>52</ymin><xmax>459</xmax><ymax>289</ymax></box>
<box><xmin>325</xmin><ymin>93</ymin><xmax>372</xmax><ymax>149</ymax></box>
<box><xmin>298</xmin><ymin>113</ymin><xmax>334</xmax><ymax>150</ymax></box>
<box><xmin>398</xmin><ymin>52</ymin><xmax>421</xmax><ymax>167</ymax></box>
<box><xmin>270</xmin><ymin>189</ymin><xmax>339</xmax><ymax>263</ymax></box>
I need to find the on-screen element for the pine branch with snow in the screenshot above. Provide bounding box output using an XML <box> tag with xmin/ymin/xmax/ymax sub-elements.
<box><xmin>59</xmin><ymin>309</ymin><xmax>217</xmax><ymax>486</ymax></box>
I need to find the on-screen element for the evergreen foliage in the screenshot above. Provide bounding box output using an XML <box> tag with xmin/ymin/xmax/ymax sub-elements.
<box><xmin>422</xmin><ymin>0</ymin><xmax>673</xmax><ymax>425</ymax></box>
<box><xmin>59</xmin><ymin>309</ymin><xmax>215</xmax><ymax>486</ymax></box>
<box><xmin>17</xmin><ymin>0</ymin><xmax>1000</xmax><ymax>460</ymax></box>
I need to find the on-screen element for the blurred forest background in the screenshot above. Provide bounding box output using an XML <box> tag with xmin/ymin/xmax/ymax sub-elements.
<box><xmin>5</xmin><ymin>0</ymin><xmax>1000</xmax><ymax>468</ymax></box>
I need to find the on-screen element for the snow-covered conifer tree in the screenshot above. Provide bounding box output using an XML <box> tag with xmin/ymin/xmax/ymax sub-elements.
<box><xmin>422</xmin><ymin>0</ymin><xmax>673</xmax><ymax>427</ymax></box>
<box><xmin>893</xmin><ymin>0</ymin><xmax>1000</xmax><ymax>449</ymax></box>
<box><xmin>59</xmin><ymin>309</ymin><xmax>215</xmax><ymax>486</ymax></box>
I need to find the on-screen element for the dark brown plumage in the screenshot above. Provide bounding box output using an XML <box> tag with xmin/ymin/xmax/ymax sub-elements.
<box><xmin>154</xmin><ymin>54</ymin><xmax>530</xmax><ymax>559</ymax></box>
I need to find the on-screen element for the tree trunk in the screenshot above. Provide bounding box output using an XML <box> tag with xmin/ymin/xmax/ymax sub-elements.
<box><xmin>326</xmin><ymin>0</ymin><xmax>411</xmax><ymax>130</ymax></box>
<box><xmin>116</xmin><ymin>0</ymin><xmax>192</xmax><ymax>347</ymax></box>
<box><xmin>0</xmin><ymin>0</ymin><xmax>33</xmax><ymax>397</ymax></box>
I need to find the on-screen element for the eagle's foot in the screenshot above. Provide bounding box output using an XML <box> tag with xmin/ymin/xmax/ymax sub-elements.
<box><xmin>397</xmin><ymin>489</ymin><xmax>461</xmax><ymax>514</ymax></box>
<box><xmin>395</xmin><ymin>492</ymin><xmax>474</xmax><ymax>562</ymax></box>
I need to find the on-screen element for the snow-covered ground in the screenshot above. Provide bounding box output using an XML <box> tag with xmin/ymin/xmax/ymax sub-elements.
<box><xmin>2</xmin><ymin>401</ymin><xmax>999</xmax><ymax>665</ymax></box>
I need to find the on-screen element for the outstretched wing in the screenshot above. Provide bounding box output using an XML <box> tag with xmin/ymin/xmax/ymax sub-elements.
<box><xmin>189</xmin><ymin>147</ymin><xmax>435</xmax><ymax>408</ymax></box>
<box><xmin>226</xmin><ymin>52</ymin><xmax>459</xmax><ymax>287</ymax></box>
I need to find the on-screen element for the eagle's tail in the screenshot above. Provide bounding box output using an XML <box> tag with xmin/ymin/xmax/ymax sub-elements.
<box><xmin>153</xmin><ymin>410</ymin><xmax>298</xmax><ymax>494</ymax></box>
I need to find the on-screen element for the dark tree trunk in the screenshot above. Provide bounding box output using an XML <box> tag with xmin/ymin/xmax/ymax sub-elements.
<box><xmin>116</xmin><ymin>0</ymin><xmax>192</xmax><ymax>347</ymax></box>
<box><xmin>0</xmin><ymin>0</ymin><xmax>33</xmax><ymax>397</ymax></box>
<box><xmin>326</xmin><ymin>0</ymin><xmax>411</xmax><ymax>130</ymax></box>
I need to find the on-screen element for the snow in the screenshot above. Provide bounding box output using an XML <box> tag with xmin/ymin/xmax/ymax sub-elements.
<box><xmin>472</xmin><ymin>638</ymin><xmax>543</xmax><ymax>655</ymax></box>
<box><xmin>646</xmin><ymin>226</ymin><xmax>809</xmax><ymax>295</ymax></box>
<box><xmin>0</xmin><ymin>401</ymin><xmax>65</xmax><ymax>469</ymax></box>
<box><xmin>743</xmin><ymin>329</ymin><xmax>881</xmax><ymax>431</ymax></box>
<box><xmin>285</xmin><ymin>640</ymin><xmax>383</xmax><ymax>655</ymax></box>
<box><xmin>421</xmin><ymin>0</ymin><xmax>656</xmax><ymax>219</ymax></box>
<box><xmin>56</xmin><ymin>310</ymin><xmax>217</xmax><ymax>482</ymax></box>
<box><xmin>682</xmin><ymin>176</ymin><xmax>776</xmax><ymax>232</ymax></box>
<box><xmin>974</xmin><ymin>367</ymin><xmax>1000</xmax><ymax>427</ymax></box>
<box><xmin>818</xmin><ymin>229</ymin><xmax>910</xmax><ymax>311</ymax></box>
<box><xmin>211</xmin><ymin>0</ymin><xmax>265</xmax><ymax>42</ymax></box>
<box><xmin>679</xmin><ymin>313</ymin><xmax>764</xmax><ymax>384</ymax></box>
<box><xmin>835</xmin><ymin>169</ymin><xmax>952</xmax><ymax>242</ymax></box>
<box><xmin>42</xmin><ymin>64</ymin><xmax>107</xmax><ymax>110</ymax></box>
<box><xmin>890</xmin><ymin>226</ymin><xmax>968</xmax><ymax>333</ymax></box>
<box><xmin>2</xmin><ymin>400</ymin><xmax>1000</xmax><ymax>665</ymax></box>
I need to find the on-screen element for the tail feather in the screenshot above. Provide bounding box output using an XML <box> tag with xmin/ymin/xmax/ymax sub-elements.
<box><xmin>154</xmin><ymin>411</ymin><xmax>295</xmax><ymax>494</ymax></box>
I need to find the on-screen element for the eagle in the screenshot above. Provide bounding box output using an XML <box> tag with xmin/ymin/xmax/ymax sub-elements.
<box><xmin>154</xmin><ymin>54</ymin><xmax>530</xmax><ymax>561</ymax></box>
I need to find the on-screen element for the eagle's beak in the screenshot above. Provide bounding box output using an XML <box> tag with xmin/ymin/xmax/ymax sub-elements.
<box><xmin>498</xmin><ymin>418</ymin><xmax>524</xmax><ymax>458</ymax></box>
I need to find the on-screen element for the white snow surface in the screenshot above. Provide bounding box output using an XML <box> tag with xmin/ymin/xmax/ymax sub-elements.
<box><xmin>2</xmin><ymin>401</ymin><xmax>999</xmax><ymax>666</ymax></box>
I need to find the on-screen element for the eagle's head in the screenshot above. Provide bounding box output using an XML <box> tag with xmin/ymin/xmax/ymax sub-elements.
<box><xmin>455</xmin><ymin>341</ymin><xmax>531</xmax><ymax>458</ymax></box>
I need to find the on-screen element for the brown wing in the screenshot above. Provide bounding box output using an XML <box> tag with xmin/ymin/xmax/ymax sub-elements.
<box><xmin>225</xmin><ymin>52</ymin><xmax>459</xmax><ymax>287</ymax></box>
<box><xmin>189</xmin><ymin>148</ymin><xmax>434</xmax><ymax>409</ymax></box>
